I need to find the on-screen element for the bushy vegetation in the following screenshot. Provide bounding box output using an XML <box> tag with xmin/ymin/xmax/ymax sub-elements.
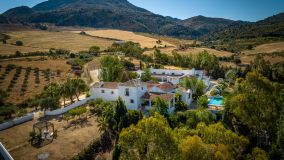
<box><xmin>0</xmin><ymin>48</ymin><xmax>71</xmax><ymax>60</ymax></box>
<box><xmin>99</xmin><ymin>55</ymin><xmax>138</xmax><ymax>82</ymax></box>
<box><xmin>28</xmin><ymin>78</ymin><xmax>88</xmax><ymax>110</ymax></box>
<box><xmin>15</xmin><ymin>40</ymin><xmax>23</xmax><ymax>46</ymax></box>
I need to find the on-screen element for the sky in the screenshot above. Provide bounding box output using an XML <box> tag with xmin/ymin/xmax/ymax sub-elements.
<box><xmin>0</xmin><ymin>0</ymin><xmax>284</xmax><ymax>22</ymax></box>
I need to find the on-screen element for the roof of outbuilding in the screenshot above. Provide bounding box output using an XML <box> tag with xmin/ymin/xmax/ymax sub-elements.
<box><xmin>120</xmin><ymin>79</ymin><xmax>144</xmax><ymax>87</ymax></box>
<box><xmin>150</xmin><ymin>93</ymin><xmax>174</xmax><ymax>101</ymax></box>
<box><xmin>93</xmin><ymin>82</ymin><xmax>119</xmax><ymax>89</ymax></box>
<box><xmin>141</xmin><ymin>92</ymin><xmax>174</xmax><ymax>102</ymax></box>
<box><xmin>156</xmin><ymin>83</ymin><xmax>176</xmax><ymax>91</ymax></box>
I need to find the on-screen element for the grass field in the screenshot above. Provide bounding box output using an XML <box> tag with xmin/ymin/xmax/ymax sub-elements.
<box><xmin>0</xmin><ymin>31</ymin><xmax>113</xmax><ymax>55</ymax></box>
<box><xmin>71</xmin><ymin>29</ymin><xmax>175</xmax><ymax>48</ymax></box>
<box><xmin>0</xmin><ymin>115</ymin><xmax>105</xmax><ymax>160</ymax></box>
<box><xmin>0</xmin><ymin>57</ymin><xmax>71</xmax><ymax>104</ymax></box>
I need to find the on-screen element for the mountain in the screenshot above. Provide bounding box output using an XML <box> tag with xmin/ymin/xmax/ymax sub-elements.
<box><xmin>1</xmin><ymin>0</ymin><xmax>235</xmax><ymax>39</ymax></box>
<box><xmin>202</xmin><ymin>12</ymin><xmax>284</xmax><ymax>41</ymax></box>
<box><xmin>180</xmin><ymin>15</ymin><xmax>235</xmax><ymax>35</ymax></box>
<box><xmin>0</xmin><ymin>15</ymin><xmax>9</xmax><ymax>24</ymax></box>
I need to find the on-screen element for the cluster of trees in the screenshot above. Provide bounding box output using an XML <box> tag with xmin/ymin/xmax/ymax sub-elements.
<box><xmin>180</xmin><ymin>77</ymin><xmax>206</xmax><ymax>99</ymax></box>
<box><xmin>0</xmin><ymin>48</ymin><xmax>71</xmax><ymax>60</ymax></box>
<box><xmin>29</xmin><ymin>78</ymin><xmax>88</xmax><ymax>111</ymax></box>
<box><xmin>89</xmin><ymin>98</ymin><xmax>143</xmax><ymax>134</ymax></box>
<box><xmin>108</xmin><ymin>41</ymin><xmax>143</xmax><ymax>58</ymax></box>
<box><xmin>107</xmin><ymin>41</ymin><xmax>153</xmax><ymax>63</ymax></box>
<box><xmin>99</xmin><ymin>55</ymin><xmax>137</xmax><ymax>82</ymax></box>
<box><xmin>117</xmin><ymin>113</ymin><xmax>264</xmax><ymax>160</ymax></box>
<box><xmin>250</xmin><ymin>55</ymin><xmax>284</xmax><ymax>83</ymax></box>
<box><xmin>89</xmin><ymin>45</ymin><xmax>100</xmax><ymax>56</ymax></box>
<box><xmin>152</xmin><ymin>49</ymin><xmax>219</xmax><ymax>73</ymax></box>
<box><xmin>225</xmin><ymin>71</ymin><xmax>284</xmax><ymax>159</ymax></box>
<box><xmin>106</xmin><ymin>41</ymin><xmax>232</xmax><ymax>79</ymax></box>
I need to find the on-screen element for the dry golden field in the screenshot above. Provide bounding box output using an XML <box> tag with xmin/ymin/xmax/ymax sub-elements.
<box><xmin>144</xmin><ymin>47</ymin><xmax>234</xmax><ymax>57</ymax></box>
<box><xmin>0</xmin><ymin>116</ymin><xmax>105</xmax><ymax>160</ymax></box>
<box><xmin>71</xmin><ymin>29</ymin><xmax>175</xmax><ymax>48</ymax></box>
<box><xmin>0</xmin><ymin>31</ymin><xmax>113</xmax><ymax>55</ymax></box>
<box><xmin>0</xmin><ymin>57</ymin><xmax>71</xmax><ymax>104</ymax></box>
<box><xmin>241</xmin><ymin>55</ymin><xmax>284</xmax><ymax>64</ymax></box>
<box><xmin>137</xmin><ymin>32</ymin><xmax>199</xmax><ymax>46</ymax></box>
<box><xmin>243</xmin><ymin>42</ymin><xmax>284</xmax><ymax>55</ymax></box>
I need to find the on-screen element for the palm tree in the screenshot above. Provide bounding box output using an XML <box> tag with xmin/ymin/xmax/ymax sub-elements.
<box><xmin>72</xmin><ymin>79</ymin><xmax>88</xmax><ymax>101</ymax></box>
<box><xmin>60</xmin><ymin>82</ymin><xmax>68</xmax><ymax>107</ymax></box>
<box><xmin>64</xmin><ymin>79</ymin><xmax>76</xmax><ymax>103</ymax></box>
<box><xmin>97</xmin><ymin>104</ymin><xmax>115</xmax><ymax>133</ymax></box>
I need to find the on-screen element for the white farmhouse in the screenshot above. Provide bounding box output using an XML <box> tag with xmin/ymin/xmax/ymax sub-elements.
<box><xmin>148</xmin><ymin>68</ymin><xmax>210</xmax><ymax>87</ymax></box>
<box><xmin>91</xmin><ymin>68</ymin><xmax>211</xmax><ymax>112</ymax></box>
<box><xmin>91</xmin><ymin>79</ymin><xmax>147</xmax><ymax>110</ymax></box>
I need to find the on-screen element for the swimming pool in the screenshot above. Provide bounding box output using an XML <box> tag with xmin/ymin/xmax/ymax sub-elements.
<box><xmin>208</xmin><ymin>96</ymin><xmax>224</xmax><ymax>106</ymax></box>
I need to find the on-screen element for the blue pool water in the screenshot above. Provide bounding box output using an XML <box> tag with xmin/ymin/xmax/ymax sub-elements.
<box><xmin>208</xmin><ymin>96</ymin><xmax>224</xmax><ymax>106</ymax></box>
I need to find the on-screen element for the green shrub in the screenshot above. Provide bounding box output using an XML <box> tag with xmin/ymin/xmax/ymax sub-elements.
<box><xmin>15</xmin><ymin>40</ymin><xmax>23</xmax><ymax>46</ymax></box>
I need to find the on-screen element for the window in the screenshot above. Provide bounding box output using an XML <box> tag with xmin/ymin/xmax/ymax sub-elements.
<box><xmin>111</xmin><ymin>91</ymin><xmax>114</xmax><ymax>94</ymax></box>
<box><xmin>125</xmin><ymin>88</ymin><xmax>129</xmax><ymax>96</ymax></box>
<box><xmin>162</xmin><ymin>72</ymin><xmax>165</xmax><ymax>75</ymax></box>
<box><xmin>172</xmin><ymin>73</ymin><xmax>175</xmax><ymax>75</ymax></box>
<box><xmin>101</xmin><ymin>90</ymin><xmax>105</xmax><ymax>93</ymax></box>
<box><xmin>130</xmin><ymin>99</ymin><xmax>134</xmax><ymax>103</ymax></box>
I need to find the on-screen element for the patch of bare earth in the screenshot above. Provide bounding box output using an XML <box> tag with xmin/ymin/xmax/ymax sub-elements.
<box><xmin>0</xmin><ymin>116</ymin><xmax>101</xmax><ymax>160</ymax></box>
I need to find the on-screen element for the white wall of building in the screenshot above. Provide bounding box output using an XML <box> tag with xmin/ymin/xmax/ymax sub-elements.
<box><xmin>119</xmin><ymin>84</ymin><xmax>147</xmax><ymax>110</ymax></box>
<box><xmin>91</xmin><ymin>88</ymin><xmax>119</xmax><ymax>102</ymax></box>
<box><xmin>150</xmin><ymin>68</ymin><xmax>196</xmax><ymax>76</ymax></box>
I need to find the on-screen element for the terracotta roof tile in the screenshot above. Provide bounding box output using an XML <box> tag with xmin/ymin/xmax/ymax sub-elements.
<box><xmin>120</xmin><ymin>79</ymin><xmax>144</xmax><ymax>87</ymax></box>
<box><xmin>142</xmin><ymin>92</ymin><xmax>174</xmax><ymax>102</ymax></box>
<box><xmin>157</xmin><ymin>83</ymin><xmax>176</xmax><ymax>91</ymax></box>
<box><xmin>150</xmin><ymin>93</ymin><xmax>174</xmax><ymax>102</ymax></box>
<box><xmin>93</xmin><ymin>82</ymin><xmax>119</xmax><ymax>89</ymax></box>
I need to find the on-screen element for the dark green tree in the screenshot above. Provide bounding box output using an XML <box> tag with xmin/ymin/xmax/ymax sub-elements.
<box><xmin>151</xmin><ymin>97</ymin><xmax>169</xmax><ymax>117</ymax></box>
<box><xmin>174</xmin><ymin>93</ymin><xmax>187</xmax><ymax>112</ymax></box>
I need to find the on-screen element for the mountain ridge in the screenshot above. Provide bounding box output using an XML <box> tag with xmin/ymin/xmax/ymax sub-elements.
<box><xmin>1</xmin><ymin>0</ymin><xmax>238</xmax><ymax>39</ymax></box>
<box><xmin>1</xmin><ymin>0</ymin><xmax>283</xmax><ymax>40</ymax></box>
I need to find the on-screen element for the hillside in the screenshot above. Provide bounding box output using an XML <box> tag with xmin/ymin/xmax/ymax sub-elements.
<box><xmin>180</xmin><ymin>15</ymin><xmax>236</xmax><ymax>35</ymax></box>
<box><xmin>1</xmin><ymin>0</ymin><xmax>284</xmax><ymax>42</ymax></box>
<box><xmin>202</xmin><ymin>12</ymin><xmax>284</xmax><ymax>41</ymax></box>
<box><xmin>1</xmin><ymin>0</ymin><xmax>236</xmax><ymax>39</ymax></box>
<box><xmin>0</xmin><ymin>15</ymin><xmax>9</xmax><ymax>24</ymax></box>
